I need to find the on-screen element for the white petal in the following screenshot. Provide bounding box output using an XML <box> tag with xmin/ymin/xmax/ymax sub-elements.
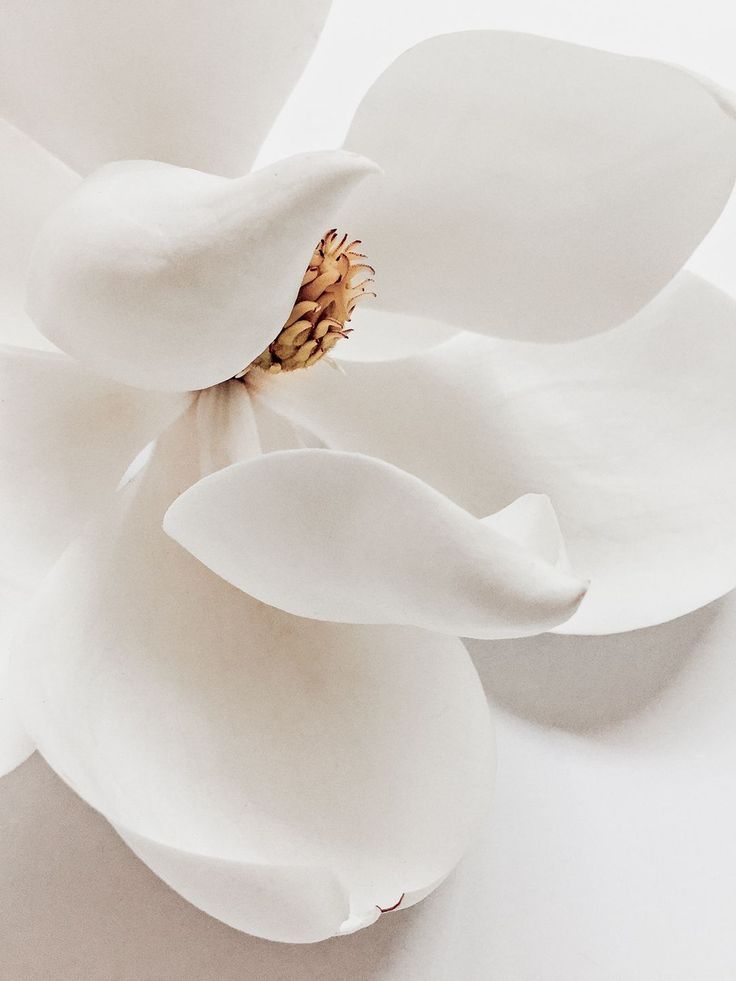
<box><xmin>0</xmin><ymin>0</ymin><xmax>331</xmax><ymax>177</ymax></box>
<box><xmin>252</xmin><ymin>398</ymin><xmax>320</xmax><ymax>453</ymax></box>
<box><xmin>340</xmin><ymin>31</ymin><xmax>736</xmax><ymax>341</ymax></box>
<box><xmin>0</xmin><ymin>346</ymin><xmax>190</xmax><ymax>588</ymax></box>
<box><xmin>191</xmin><ymin>381</ymin><xmax>262</xmax><ymax>476</ymax></box>
<box><xmin>0</xmin><ymin>578</ymin><xmax>33</xmax><ymax>777</ymax></box>
<box><xmin>257</xmin><ymin>273</ymin><xmax>736</xmax><ymax>633</ymax></box>
<box><xmin>0</xmin><ymin>119</ymin><xmax>79</xmax><ymax>350</ymax></box>
<box><xmin>0</xmin><ymin>690</ymin><xmax>31</xmax><ymax>778</ymax></box>
<box><xmin>11</xmin><ymin>399</ymin><xmax>494</xmax><ymax>943</ymax></box>
<box><xmin>165</xmin><ymin>449</ymin><xmax>586</xmax><ymax>639</ymax></box>
<box><xmin>4</xmin><ymin>601</ymin><xmax>735</xmax><ymax>971</ymax></box>
<box><xmin>332</xmin><ymin>308</ymin><xmax>459</xmax><ymax>363</ymax></box>
<box><xmin>27</xmin><ymin>152</ymin><xmax>378</xmax><ymax>392</ymax></box>
<box><xmin>482</xmin><ymin>495</ymin><xmax>570</xmax><ymax>573</ymax></box>
<box><xmin>116</xmin><ymin>831</ymin><xmax>353</xmax><ymax>945</ymax></box>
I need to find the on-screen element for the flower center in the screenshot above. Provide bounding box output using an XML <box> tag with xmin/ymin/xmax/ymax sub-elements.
<box><xmin>239</xmin><ymin>230</ymin><xmax>375</xmax><ymax>376</ymax></box>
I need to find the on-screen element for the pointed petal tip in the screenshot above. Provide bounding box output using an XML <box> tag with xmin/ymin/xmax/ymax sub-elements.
<box><xmin>254</xmin><ymin>149</ymin><xmax>382</xmax><ymax>193</ymax></box>
<box><xmin>163</xmin><ymin>449</ymin><xmax>590</xmax><ymax>641</ymax></box>
<box><xmin>460</xmin><ymin>567</ymin><xmax>590</xmax><ymax>642</ymax></box>
<box><xmin>339</xmin><ymin>149</ymin><xmax>383</xmax><ymax>179</ymax></box>
<box><xmin>532</xmin><ymin>564</ymin><xmax>591</xmax><ymax>630</ymax></box>
<box><xmin>25</xmin><ymin>149</ymin><xmax>381</xmax><ymax>391</ymax></box>
<box><xmin>338</xmin><ymin>909</ymin><xmax>382</xmax><ymax>935</ymax></box>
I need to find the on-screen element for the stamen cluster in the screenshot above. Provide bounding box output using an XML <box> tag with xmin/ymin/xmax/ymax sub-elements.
<box><xmin>241</xmin><ymin>230</ymin><xmax>375</xmax><ymax>375</ymax></box>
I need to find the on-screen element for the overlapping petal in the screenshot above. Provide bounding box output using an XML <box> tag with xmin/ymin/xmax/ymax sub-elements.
<box><xmin>27</xmin><ymin>152</ymin><xmax>378</xmax><ymax>391</ymax></box>
<box><xmin>10</xmin><ymin>395</ymin><xmax>494</xmax><ymax>943</ymax></box>
<box><xmin>255</xmin><ymin>273</ymin><xmax>736</xmax><ymax>634</ymax></box>
<box><xmin>331</xmin><ymin>308</ymin><xmax>459</xmax><ymax>362</ymax></box>
<box><xmin>340</xmin><ymin>31</ymin><xmax>736</xmax><ymax>341</ymax></box>
<box><xmin>165</xmin><ymin>449</ymin><xmax>586</xmax><ymax>639</ymax></box>
<box><xmin>0</xmin><ymin>0</ymin><xmax>332</xmax><ymax>177</ymax></box>
<box><xmin>0</xmin><ymin>119</ymin><xmax>79</xmax><ymax>350</ymax></box>
<box><xmin>481</xmin><ymin>495</ymin><xmax>569</xmax><ymax>572</ymax></box>
<box><xmin>0</xmin><ymin>346</ymin><xmax>191</xmax><ymax>589</ymax></box>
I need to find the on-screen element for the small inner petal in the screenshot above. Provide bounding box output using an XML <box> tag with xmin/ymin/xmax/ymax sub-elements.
<box><xmin>237</xmin><ymin>229</ymin><xmax>375</xmax><ymax>377</ymax></box>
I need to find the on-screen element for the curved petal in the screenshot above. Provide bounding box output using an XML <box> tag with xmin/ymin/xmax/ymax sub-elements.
<box><xmin>27</xmin><ymin>152</ymin><xmax>378</xmax><ymax>392</ymax></box>
<box><xmin>0</xmin><ymin>119</ymin><xmax>79</xmax><ymax>350</ymax></box>
<box><xmin>119</xmin><ymin>828</ymin><xmax>443</xmax><ymax>941</ymax></box>
<box><xmin>0</xmin><ymin>346</ymin><xmax>191</xmax><ymax>588</ymax></box>
<box><xmin>165</xmin><ymin>449</ymin><xmax>586</xmax><ymax>639</ymax></box>
<box><xmin>482</xmin><ymin>495</ymin><xmax>570</xmax><ymax>572</ymax></box>
<box><xmin>256</xmin><ymin>273</ymin><xmax>736</xmax><ymax>634</ymax></box>
<box><xmin>0</xmin><ymin>0</ymin><xmax>332</xmax><ymax>177</ymax></box>
<box><xmin>340</xmin><ymin>31</ymin><xmax>736</xmax><ymax>341</ymax></box>
<box><xmin>0</xmin><ymin>689</ymin><xmax>31</xmax><ymax>778</ymax></box>
<box><xmin>332</xmin><ymin>308</ymin><xmax>459</xmax><ymax>363</ymax></box>
<box><xmin>10</xmin><ymin>398</ymin><xmax>494</xmax><ymax>943</ymax></box>
<box><xmin>117</xmin><ymin>831</ymin><xmax>354</xmax><ymax>945</ymax></box>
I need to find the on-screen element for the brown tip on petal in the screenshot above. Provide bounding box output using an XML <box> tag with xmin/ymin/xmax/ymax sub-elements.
<box><xmin>376</xmin><ymin>894</ymin><xmax>405</xmax><ymax>914</ymax></box>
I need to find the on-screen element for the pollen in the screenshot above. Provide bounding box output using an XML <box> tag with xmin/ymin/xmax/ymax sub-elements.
<box><xmin>239</xmin><ymin>230</ymin><xmax>375</xmax><ymax>375</ymax></box>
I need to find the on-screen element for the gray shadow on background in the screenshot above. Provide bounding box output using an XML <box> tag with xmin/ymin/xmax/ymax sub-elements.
<box><xmin>466</xmin><ymin>598</ymin><xmax>725</xmax><ymax>732</ymax></box>
<box><xmin>3</xmin><ymin>604</ymin><xmax>728</xmax><ymax>977</ymax></box>
<box><xmin>0</xmin><ymin>755</ymin><xmax>426</xmax><ymax>981</ymax></box>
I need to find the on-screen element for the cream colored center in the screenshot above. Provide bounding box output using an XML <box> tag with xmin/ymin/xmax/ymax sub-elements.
<box><xmin>239</xmin><ymin>230</ymin><xmax>375</xmax><ymax>376</ymax></box>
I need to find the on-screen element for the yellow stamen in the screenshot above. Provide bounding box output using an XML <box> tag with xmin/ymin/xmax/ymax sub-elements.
<box><xmin>238</xmin><ymin>229</ymin><xmax>375</xmax><ymax>376</ymax></box>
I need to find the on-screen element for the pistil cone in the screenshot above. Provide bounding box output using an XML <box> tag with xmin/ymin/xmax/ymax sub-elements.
<box><xmin>240</xmin><ymin>230</ymin><xmax>375</xmax><ymax>375</ymax></box>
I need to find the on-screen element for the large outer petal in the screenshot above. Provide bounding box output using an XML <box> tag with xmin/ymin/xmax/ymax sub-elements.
<box><xmin>10</xmin><ymin>394</ymin><xmax>494</xmax><ymax>943</ymax></box>
<box><xmin>0</xmin><ymin>578</ymin><xmax>33</xmax><ymax>777</ymax></box>
<box><xmin>255</xmin><ymin>273</ymin><xmax>736</xmax><ymax>634</ymax></box>
<box><xmin>0</xmin><ymin>119</ymin><xmax>79</xmax><ymax>350</ymax></box>
<box><xmin>339</xmin><ymin>31</ymin><xmax>736</xmax><ymax>341</ymax></box>
<box><xmin>0</xmin><ymin>346</ymin><xmax>191</xmax><ymax>589</ymax></box>
<box><xmin>165</xmin><ymin>449</ymin><xmax>586</xmax><ymax>639</ymax></box>
<box><xmin>0</xmin><ymin>0</ymin><xmax>331</xmax><ymax>177</ymax></box>
<box><xmin>27</xmin><ymin>153</ymin><xmax>378</xmax><ymax>392</ymax></box>
<box><xmin>3</xmin><ymin>598</ymin><xmax>736</xmax><ymax>974</ymax></box>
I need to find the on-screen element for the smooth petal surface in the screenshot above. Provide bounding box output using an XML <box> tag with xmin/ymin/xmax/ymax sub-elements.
<box><xmin>165</xmin><ymin>449</ymin><xmax>586</xmax><ymax>639</ymax></box>
<box><xmin>332</xmin><ymin>308</ymin><xmax>459</xmax><ymax>363</ymax></box>
<box><xmin>0</xmin><ymin>119</ymin><xmax>79</xmax><ymax>350</ymax></box>
<box><xmin>27</xmin><ymin>152</ymin><xmax>378</xmax><ymax>391</ymax></box>
<box><xmin>11</xmin><ymin>396</ymin><xmax>494</xmax><ymax>943</ymax></box>
<box><xmin>340</xmin><ymin>31</ymin><xmax>736</xmax><ymax>341</ymax></box>
<box><xmin>0</xmin><ymin>346</ymin><xmax>191</xmax><ymax>589</ymax></box>
<box><xmin>4</xmin><ymin>597</ymin><xmax>736</xmax><ymax>975</ymax></box>
<box><xmin>0</xmin><ymin>578</ymin><xmax>33</xmax><ymax>777</ymax></box>
<box><xmin>256</xmin><ymin>273</ymin><xmax>736</xmax><ymax>633</ymax></box>
<box><xmin>481</xmin><ymin>495</ymin><xmax>570</xmax><ymax>572</ymax></box>
<box><xmin>0</xmin><ymin>0</ymin><xmax>331</xmax><ymax>177</ymax></box>
<box><xmin>0</xmin><ymin>687</ymin><xmax>30</xmax><ymax>778</ymax></box>
<box><xmin>119</xmin><ymin>831</ymin><xmax>354</xmax><ymax>945</ymax></box>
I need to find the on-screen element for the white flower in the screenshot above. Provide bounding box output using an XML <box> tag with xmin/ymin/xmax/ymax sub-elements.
<box><xmin>1</xmin><ymin>148</ymin><xmax>586</xmax><ymax>943</ymax></box>
<box><xmin>1</xmin><ymin>1</ymin><xmax>735</xmax><ymax>946</ymax></box>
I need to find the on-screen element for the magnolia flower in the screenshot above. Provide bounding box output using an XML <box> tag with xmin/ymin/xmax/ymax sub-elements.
<box><xmin>0</xmin><ymin>146</ymin><xmax>587</xmax><ymax>943</ymax></box>
<box><xmin>2</xmin><ymin>0</ymin><xmax>736</xmax><ymax>946</ymax></box>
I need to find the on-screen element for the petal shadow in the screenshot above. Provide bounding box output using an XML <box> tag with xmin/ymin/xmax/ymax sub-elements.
<box><xmin>466</xmin><ymin>599</ymin><xmax>724</xmax><ymax>732</ymax></box>
<box><xmin>0</xmin><ymin>755</ymin><xmax>432</xmax><ymax>980</ymax></box>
